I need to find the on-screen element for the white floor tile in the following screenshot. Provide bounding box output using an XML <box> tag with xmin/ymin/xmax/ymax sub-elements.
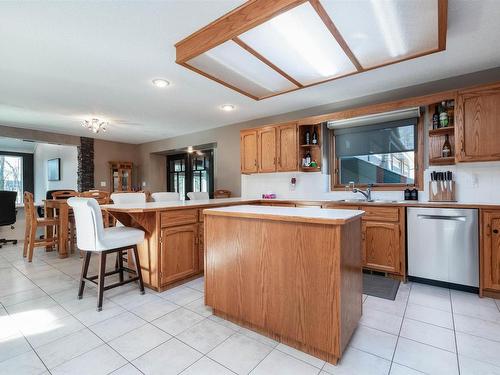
<box><xmin>459</xmin><ymin>355</ymin><xmax>500</xmax><ymax>375</ymax></box>
<box><xmin>133</xmin><ymin>338</ymin><xmax>202</xmax><ymax>375</ymax></box>
<box><xmin>389</xmin><ymin>363</ymin><xmax>425</xmax><ymax>374</ymax></box>
<box><xmin>251</xmin><ymin>349</ymin><xmax>319</xmax><ymax>375</ymax></box>
<box><xmin>89</xmin><ymin>311</ymin><xmax>146</xmax><ymax>342</ymax></box>
<box><xmin>400</xmin><ymin>318</ymin><xmax>456</xmax><ymax>352</ymax></box>
<box><xmin>181</xmin><ymin>356</ymin><xmax>235</xmax><ymax>375</ymax></box>
<box><xmin>239</xmin><ymin>327</ymin><xmax>279</xmax><ymax>348</ymax></box>
<box><xmin>456</xmin><ymin>331</ymin><xmax>500</xmax><ymax>368</ymax></box>
<box><xmin>359</xmin><ymin>308</ymin><xmax>403</xmax><ymax>335</ymax></box>
<box><xmin>109</xmin><ymin>323</ymin><xmax>171</xmax><ymax>361</ymax></box>
<box><xmin>349</xmin><ymin>325</ymin><xmax>398</xmax><ymax>360</ymax></box>
<box><xmin>129</xmin><ymin>298</ymin><xmax>179</xmax><ymax>322</ymax></box>
<box><xmin>322</xmin><ymin>346</ymin><xmax>390</xmax><ymax>375</ymax></box>
<box><xmin>0</xmin><ymin>335</ymin><xmax>32</xmax><ymax>362</ymax></box>
<box><xmin>404</xmin><ymin>303</ymin><xmax>453</xmax><ymax>329</ymax></box>
<box><xmin>110</xmin><ymin>363</ymin><xmax>144</xmax><ymax>375</ymax></box>
<box><xmin>50</xmin><ymin>344</ymin><xmax>127</xmax><ymax>375</ymax></box>
<box><xmin>276</xmin><ymin>343</ymin><xmax>325</xmax><ymax>369</ymax></box>
<box><xmin>452</xmin><ymin>301</ymin><xmax>500</xmax><ymax>324</ymax></box>
<box><xmin>184</xmin><ymin>297</ymin><xmax>213</xmax><ymax>317</ymax></box>
<box><xmin>0</xmin><ymin>350</ymin><xmax>48</xmax><ymax>375</ymax></box>
<box><xmin>73</xmin><ymin>302</ymin><xmax>125</xmax><ymax>326</ymax></box>
<box><xmin>363</xmin><ymin>296</ymin><xmax>407</xmax><ymax>317</ymax></box>
<box><xmin>35</xmin><ymin>328</ymin><xmax>103</xmax><ymax>369</ymax></box>
<box><xmin>161</xmin><ymin>287</ymin><xmax>204</xmax><ymax>306</ymax></box>
<box><xmin>0</xmin><ymin>288</ymin><xmax>47</xmax><ymax>307</ymax></box>
<box><xmin>207</xmin><ymin>332</ymin><xmax>273</xmax><ymax>375</ymax></box>
<box><xmin>454</xmin><ymin>313</ymin><xmax>500</xmax><ymax>342</ymax></box>
<box><xmin>408</xmin><ymin>285</ymin><xmax>451</xmax><ymax>312</ymax></box>
<box><xmin>176</xmin><ymin>318</ymin><xmax>235</xmax><ymax>353</ymax></box>
<box><xmin>208</xmin><ymin>315</ymin><xmax>242</xmax><ymax>331</ymax></box>
<box><xmin>23</xmin><ymin>315</ymin><xmax>85</xmax><ymax>348</ymax></box>
<box><xmin>394</xmin><ymin>337</ymin><xmax>458</xmax><ymax>375</ymax></box>
<box><xmin>152</xmin><ymin>307</ymin><xmax>205</xmax><ymax>336</ymax></box>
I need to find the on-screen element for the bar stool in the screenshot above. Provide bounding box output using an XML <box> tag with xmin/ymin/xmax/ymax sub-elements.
<box><xmin>151</xmin><ymin>192</ymin><xmax>180</xmax><ymax>202</ymax></box>
<box><xmin>23</xmin><ymin>192</ymin><xmax>59</xmax><ymax>262</ymax></box>
<box><xmin>187</xmin><ymin>192</ymin><xmax>209</xmax><ymax>200</ymax></box>
<box><xmin>67</xmin><ymin>197</ymin><xmax>145</xmax><ymax>311</ymax></box>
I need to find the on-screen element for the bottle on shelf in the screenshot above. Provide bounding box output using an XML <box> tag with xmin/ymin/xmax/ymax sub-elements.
<box><xmin>446</xmin><ymin>100</ymin><xmax>454</xmax><ymax>127</ymax></box>
<box><xmin>439</xmin><ymin>101</ymin><xmax>449</xmax><ymax>128</ymax></box>
<box><xmin>442</xmin><ymin>134</ymin><xmax>452</xmax><ymax>158</ymax></box>
<box><xmin>304</xmin><ymin>151</ymin><xmax>311</xmax><ymax>167</ymax></box>
<box><xmin>312</xmin><ymin>128</ymin><xmax>318</xmax><ymax>145</ymax></box>
<box><xmin>305</xmin><ymin>129</ymin><xmax>310</xmax><ymax>145</ymax></box>
<box><xmin>432</xmin><ymin>105</ymin><xmax>440</xmax><ymax>129</ymax></box>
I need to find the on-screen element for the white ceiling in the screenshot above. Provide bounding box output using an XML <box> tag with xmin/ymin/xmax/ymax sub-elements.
<box><xmin>0</xmin><ymin>0</ymin><xmax>499</xmax><ymax>144</ymax></box>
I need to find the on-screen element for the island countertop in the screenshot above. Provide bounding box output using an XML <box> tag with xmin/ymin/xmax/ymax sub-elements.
<box><xmin>204</xmin><ymin>205</ymin><xmax>364</xmax><ymax>225</ymax></box>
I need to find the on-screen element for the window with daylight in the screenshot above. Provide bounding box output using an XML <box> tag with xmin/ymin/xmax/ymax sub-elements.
<box><xmin>332</xmin><ymin>118</ymin><xmax>421</xmax><ymax>188</ymax></box>
<box><xmin>0</xmin><ymin>154</ymin><xmax>24</xmax><ymax>204</ymax></box>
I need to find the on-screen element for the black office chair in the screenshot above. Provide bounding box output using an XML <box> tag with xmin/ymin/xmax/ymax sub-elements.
<box><xmin>0</xmin><ymin>190</ymin><xmax>18</xmax><ymax>248</ymax></box>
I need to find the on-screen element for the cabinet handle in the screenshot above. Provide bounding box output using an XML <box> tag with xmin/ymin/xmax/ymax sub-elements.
<box><xmin>493</xmin><ymin>229</ymin><xmax>499</xmax><ymax>234</ymax></box>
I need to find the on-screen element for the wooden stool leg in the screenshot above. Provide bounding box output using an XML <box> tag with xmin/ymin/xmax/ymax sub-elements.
<box><xmin>27</xmin><ymin>221</ymin><xmax>37</xmax><ymax>262</ymax></box>
<box><xmin>69</xmin><ymin>224</ymin><xmax>75</xmax><ymax>254</ymax></box>
<box><xmin>132</xmin><ymin>245</ymin><xmax>145</xmax><ymax>294</ymax></box>
<box><xmin>23</xmin><ymin>216</ymin><xmax>30</xmax><ymax>258</ymax></box>
<box><xmin>78</xmin><ymin>251</ymin><xmax>91</xmax><ymax>299</ymax></box>
<box><xmin>117</xmin><ymin>250</ymin><xmax>124</xmax><ymax>283</ymax></box>
<box><xmin>97</xmin><ymin>252</ymin><xmax>107</xmax><ymax>311</ymax></box>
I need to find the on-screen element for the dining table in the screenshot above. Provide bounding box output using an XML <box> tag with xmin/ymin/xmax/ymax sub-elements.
<box><xmin>43</xmin><ymin>199</ymin><xmax>70</xmax><ymax>258</ymax></box>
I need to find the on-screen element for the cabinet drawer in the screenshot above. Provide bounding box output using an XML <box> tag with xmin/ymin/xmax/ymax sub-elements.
<box><xmin>361</xmin><ymin>206</ymin><xmax>399</xmax><ymax>222</ymax></box>
<box><xmin>161</xmin><ymin>209</ymin><xmax>198</xmax><ymax>227</ymax></box>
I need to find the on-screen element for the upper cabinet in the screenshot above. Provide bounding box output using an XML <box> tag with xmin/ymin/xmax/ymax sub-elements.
<box><xmin>240</xmin><ymin>129</ymin><xmax>258</xmax><ymax>174</ymax></box>
<box><xmin>456</xmin><ymin>83</ymin><xmax>500</xmax><ymax>162</ymax></box>
<box><xmin>258</xmin><ymin>127</ymin><xmax>277</xmax><ymax>173</ymax></box>
<box><xmin>241</xmin><ymin>123</ymin><xmax>298</xmax><ymax>174</ymax></box>
<box><xmin>277</xmin><ymin>123</ymin><xmax>298</xmax><ymax>172</ymax></box>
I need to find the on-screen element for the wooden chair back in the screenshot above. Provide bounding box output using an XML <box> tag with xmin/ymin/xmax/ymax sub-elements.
<box><xmin>23</xmin><ymin>191</ymin><xmax>37</xmax><ymax>226</ymax></box>
<box><xmin>214</xmin><ymin>189</ymin><xmax>232</xmax><ymax>198</ymax></box>
<box><xmin>51</xmin><ymin>190</ymin><xmax>79</xmax><ymax>200</ymax></box>
<box><xmin>80</xmin><ymin>190</ymin><xmax>110</xmax><ymax>205</ymax></box>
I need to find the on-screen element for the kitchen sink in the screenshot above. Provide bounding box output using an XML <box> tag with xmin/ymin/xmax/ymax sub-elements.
<box><xmin>336</xmin><ymin>199</ymin><xmax>400</xmax><ymax>203</ymax></box>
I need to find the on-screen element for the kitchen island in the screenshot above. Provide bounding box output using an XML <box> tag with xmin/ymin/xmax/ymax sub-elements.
<box><xmin>204</xmin><ymin>205</ymin><xmax>364</xmax><ymax>365</ymax></box>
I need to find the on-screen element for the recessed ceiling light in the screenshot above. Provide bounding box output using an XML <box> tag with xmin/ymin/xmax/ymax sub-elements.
<box><xmin>152</xmin><ymin>79</ymin><xmax>170</xmax><ymax>88</ymax></box>
<box><xmin>220</xmin><ymin>104</ymin><xmax>235</xmax><ymax>112</ymax></box>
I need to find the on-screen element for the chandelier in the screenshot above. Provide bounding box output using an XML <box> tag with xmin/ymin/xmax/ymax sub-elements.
<box><xmin>82</xmin><ymin>118</ymin><xmax>107</xmax><ymax>134</ymax></box>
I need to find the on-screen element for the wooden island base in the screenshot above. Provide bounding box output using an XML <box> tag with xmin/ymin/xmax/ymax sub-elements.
<box><xmin>204</xmin><ymin>206</ymin><xmax>363</xmax><ymax>365</ymax></box>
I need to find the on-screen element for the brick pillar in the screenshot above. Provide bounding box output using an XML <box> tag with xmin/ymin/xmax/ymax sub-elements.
<box><xmin>77</xmin><ymin>137</ymin><xmax>94</xmax><ymax>192</ymax></box>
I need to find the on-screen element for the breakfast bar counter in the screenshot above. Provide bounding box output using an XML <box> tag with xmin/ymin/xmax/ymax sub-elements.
<box><xmin>203</xmin><ymin>205</ymin><xmax>364</xmax><ymax>365</ymax></box>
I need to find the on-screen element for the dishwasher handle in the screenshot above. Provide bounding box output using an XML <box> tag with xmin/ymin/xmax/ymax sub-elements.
<box><xmin>417</xmin><ymin>214</ymin><xmax>467</xmax><ymax>222</ymax></box>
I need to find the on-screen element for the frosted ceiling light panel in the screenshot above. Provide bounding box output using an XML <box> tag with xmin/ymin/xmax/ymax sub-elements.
<box><xmin>239</xmin><ymin>2</ymin><xmax>357</xmax><ymax>85</ymax></box>
<box><xmin>187</xmin><ymin>40</ymin><xmax>298</xmax><ymax>98</ymax></box>
<box><xmin>320</xmin><ymin>0</ymin><xmax>439</xmax><ymax>68</ymax></box>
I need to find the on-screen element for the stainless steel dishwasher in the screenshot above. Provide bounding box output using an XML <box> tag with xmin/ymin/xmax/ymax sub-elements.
<box><xmin>407</xmin><ymin>207</ymin><xmax>479</xmax><ymax>289</ymax></box>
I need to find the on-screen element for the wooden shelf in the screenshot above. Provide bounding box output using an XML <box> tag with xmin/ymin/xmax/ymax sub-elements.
<box><xmin>300</xmin><ymin>166</ymin><xmax>321</xmax><ymax>172</ymax></box>
<box><xmin>300</xmin><ymin>144</ymin><xmax>320</xmax><ymax>148</ymax></box>
<box><xmin>429</xmin><ymin>126</ymin><xmax>454</xmax><ymax>136</ymax></box>
<box><xmin>429</xmin><ymin>157</ymin><xmax>455</xmax><ymax>166</ymax></box>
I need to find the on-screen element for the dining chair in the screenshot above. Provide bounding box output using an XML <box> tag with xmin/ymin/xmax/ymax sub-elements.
<box><xmin>151</xmin><ymin>192</ymin><xmax>180</xmax><ymax>202</ymax></box>
<box><xmin>23</xmin><ymin>192</ymin><xmax>59</xmax><ymax>262</ymax></box>
<box><xmin>51</xmin><ymin>190</ymin><xmax>79</xmax><ymax>254</ymax></box>
<box><xmin>67</xmin><ymin>197</ymin><xmax>145</xmax><ymax>311</ymax></box>
<box><xmin>187</xmin><ymin>192</ymin><xmax>209</xmax><ymax>200</ymax></box>
<box><xmin>214</xmin><ymin>189</ymin><xmax>232</xmax><ymax>198</ymax></box>
<box><xmin>51</xmin><ymin>190</ymin><xmax>78</xmax><ymax>199</ymax></box>
<box><xmin>80</xmin><ymin>190</ymin><xmax>111</xmax><ymax>227</ymax></box>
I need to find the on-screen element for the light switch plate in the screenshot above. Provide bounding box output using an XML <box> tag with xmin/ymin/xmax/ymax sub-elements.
<box><xmin>100</xmin><ymin>181</ymin><xmax>106</xmax><ymax>187</ymax></box>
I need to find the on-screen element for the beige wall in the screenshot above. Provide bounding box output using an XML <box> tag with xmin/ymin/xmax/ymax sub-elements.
<box><xmin>93</xmin><ymin>139</ymin><xmax>140</xmax><ymax>191</ymax></box>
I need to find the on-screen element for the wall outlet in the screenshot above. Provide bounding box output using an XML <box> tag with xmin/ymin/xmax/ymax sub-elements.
<box><xmin>142</xmin><ymin>181</ymin><xmax>147</xmax><ymax>187</ymax></box>
<box><xmin>100</xmin><ymin>181</ymin><xmax>106</xmax><ymax>187</ymax></box>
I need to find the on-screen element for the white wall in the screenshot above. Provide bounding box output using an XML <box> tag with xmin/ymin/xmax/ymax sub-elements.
<box><xmin>34</xmin><ymin>143</ymin><xmax>78</xmax><ymax>203</ymax></box>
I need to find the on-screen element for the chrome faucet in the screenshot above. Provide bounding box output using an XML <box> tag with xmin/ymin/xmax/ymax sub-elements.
<box><xmin>352</xmin><ymin>184</ymin><xmax>373</xmax><ymax>201</ymax></box>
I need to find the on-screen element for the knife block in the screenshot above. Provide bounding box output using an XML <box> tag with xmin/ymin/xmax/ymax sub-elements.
<box><xmin>429</xmin><ymin>180</ymin><xmax>456</xmax><ymax>202</ymax></box>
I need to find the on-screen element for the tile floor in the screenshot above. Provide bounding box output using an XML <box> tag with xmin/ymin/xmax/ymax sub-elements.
<box><xmin>1</xmin><ymin>243</ymin><xmax>500</xmax><ymax>375</ymax></box>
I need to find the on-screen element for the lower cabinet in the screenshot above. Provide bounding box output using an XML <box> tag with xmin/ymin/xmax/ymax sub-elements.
<box><xmin>481</xmin><ymin>210</ymin><xmax>500</xmax><ymax>293</ymax></box>
<box><xmin>160</xmin><ymin>224</ymin><xmax>199</xmax><ymax>285</ymax></box>
<box><xmin>362</xmin><ymin>221</ymin><xmax>401</xmax><ymax>274</ymax></box>
<box><xmin>198</xmin><ymin>223</ymin><xmax>204</xmax><ymax>272</ymax></box>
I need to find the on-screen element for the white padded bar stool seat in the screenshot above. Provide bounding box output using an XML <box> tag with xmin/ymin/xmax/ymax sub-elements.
<box><xmin>98</xmin><ymin>226</ymin><xmax>144</xmax><ymax>251</ymax></box>
<box><xmin>187</xmin><ymin>192</ymin><xmax>209</xmax><ymax>200</ymax></box>
<box><xmin>151</xmin><ymin>192</ymin><xmax>180</xmax><ymax>202</ymax></box>
<box><xmin>110</xmin><ymin>192</ymin><xmax>146</xmax><ymax>204</ymax></box>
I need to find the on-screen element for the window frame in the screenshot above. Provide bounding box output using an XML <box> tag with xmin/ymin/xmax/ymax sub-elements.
<box><xmin>0</xmin><ymin>150</ymin><xmax>34</xmax><ymax>203</ymax></box>
<box><xmin>330</xmin><ymin>115</ymin><xmax>424</xmax><ymax>191</ymax></box>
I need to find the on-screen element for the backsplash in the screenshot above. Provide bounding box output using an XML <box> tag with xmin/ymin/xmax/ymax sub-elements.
<box><xmin>241</xmin><ymin>161</ymin><xmax>500</xmax><ymax>204</ymax></box>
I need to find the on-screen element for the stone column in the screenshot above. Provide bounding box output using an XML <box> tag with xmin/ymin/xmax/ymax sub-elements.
<box><xmin>77</xmin><ymin>137</ymin><xmax>94</xmax><ymax>192</ymax></box>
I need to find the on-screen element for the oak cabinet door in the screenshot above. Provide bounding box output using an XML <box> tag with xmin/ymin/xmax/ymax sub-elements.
<box><xmin>198</xmin><ymin>223</ymin><xmax>204</xmax><ymax>272</ymax></box>
<box><xmin>362</xmin><ymin>221</ymin><xmax>401</xmax><ymax>274</ymax></box>
<box><xmin>258</xmin><ymin>127</ymin><xmax>277</xmax><ymax>173</ymax></box>
<box><xmin>482</xmin><ymin>211</ymin><xmax>500</xmax><ymax>291</ymax></box>
<box><xmin>240</xmin><ymin>130</ymin><xmax>258</xmax><ymax>174</ymax></box>
<box><xmin>456</xmin><ymin>85</ymin><xmax>500</xmax><ymax>162</ymax></box>
<box><xmin>160</xmin><ymin>224</ymin><xmax>199</xmax><ymax>285</ymax></box>
<box><xmin>277</xmin><ymin>123</ymin><xmax>298</xmax><ymax>172</ymax></box>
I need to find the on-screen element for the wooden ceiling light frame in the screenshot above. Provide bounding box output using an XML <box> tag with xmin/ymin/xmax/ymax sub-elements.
<box><xmin>175</xmin><ymin>0</ymin><xmax>448</xmax><ymax>101</ymax></box>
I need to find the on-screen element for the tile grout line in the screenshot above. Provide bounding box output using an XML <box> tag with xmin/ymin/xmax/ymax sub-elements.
<box><xmin>387</xmin><ymin>282</ymin><xmax>412</xmax><ymax>374</ymax></box>
<box><xmin>450</xmin><ymin>290</ymin><xmax>461</xmax><ymax>375</ymax></box>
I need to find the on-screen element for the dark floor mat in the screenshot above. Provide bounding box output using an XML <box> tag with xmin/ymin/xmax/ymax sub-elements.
<box><xmin>363</xmin><ymin>273</ymin><xmax>400</xmax><ymax>300</ymax></box>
